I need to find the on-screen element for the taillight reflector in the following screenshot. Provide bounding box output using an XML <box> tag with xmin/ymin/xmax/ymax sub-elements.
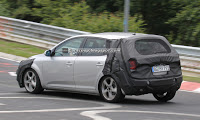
<box><xmin>129</xmin><ymin>60</ymin><xmax>136</xmax><ymax>70</ymax></box>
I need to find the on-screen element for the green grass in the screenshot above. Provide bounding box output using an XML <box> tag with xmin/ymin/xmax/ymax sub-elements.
<box><xmin>183</xmin><ymin>76</ymin><xmax>200</xmax><ymax>83</ymax></box>
<box><xmin>0</xmin><ymin>39</ymin><xmax>46</xmax><ymax>58</ymax></box>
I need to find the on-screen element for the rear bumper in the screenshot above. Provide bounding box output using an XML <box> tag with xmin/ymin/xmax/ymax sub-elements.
<box><xmin>123</xmin><ymin>75</ymin><xmax>183</xmax><ymax>95</ymax></box>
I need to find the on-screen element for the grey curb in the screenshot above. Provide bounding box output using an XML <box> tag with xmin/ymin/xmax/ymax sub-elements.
<box><xmin>0</xmin><ymin>52</ymin><xmax>27</xmax><ymax>62</ymax></box>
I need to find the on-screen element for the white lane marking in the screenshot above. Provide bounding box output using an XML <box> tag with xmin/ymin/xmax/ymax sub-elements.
<box><xmin>0</xmin><ymin>103</ymin><xmax>5</xmax><ymax>105</ymax></box>
<box><xmin>0</xmin><ymin>93</ymin><xmax>25</xmax><ymax>95</ymax></box>
<box><xmin>193</xmin><ymin>88</ymin><xmax>200</xmax><ymax>93</ymax></box>
<box><xmin>8</xmin><ymin>72</ymin><xmax>17</xmax><ymax>77</ymax></box>
<box><xmin>81</xmin><ymin>110</ymin><xmax>200</xmax><ymax>120</ymax></box>
<box><xmin>0</xmin><ymin>97</ymin><xmax>121</xmax><ymax>113</ymax></box>
<box><xmin>182</xmin><ymin>81</ymin><xmax>187</xmax><ymax>83</ymax></box>
<box><xmin>179</xmin><ymin>90</ymin><xmax>200</xmax><ymax>94</ymax></box>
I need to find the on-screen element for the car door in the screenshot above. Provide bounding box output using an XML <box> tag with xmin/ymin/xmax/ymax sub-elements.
<box><xmin>74</xmin><ymin>37</ymin><xmax>108</xmax><ymax>93</ymax></box>
<box><xmin>43</xmin><ymin>37</ymin><xmax>85</xmax><ymax>89</ymax></box>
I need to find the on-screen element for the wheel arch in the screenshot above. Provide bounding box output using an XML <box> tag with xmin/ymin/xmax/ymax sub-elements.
<box><xmin>20</xmin><ymin>67</ymin><xmax>38</xmax><ymax>87</ymax></box>
<box><xmin>97</xmin><ymin>74</ymin><xmax>124</xmax><ymax>94</ymax></box>
<box><xmin>31</xmin><ymin>63</ymin><xmax>44</xmax><ymax>87</ymax></box>
<box><xmin>19</xmin><ymin>65</ymin><xmax>42</xmax><ymax>88</ymax></box>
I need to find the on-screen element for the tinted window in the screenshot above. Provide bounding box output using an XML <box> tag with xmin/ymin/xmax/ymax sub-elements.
<box><xmin>135</xmin><ymin>39</ymin><xmax>171</xmax><ymax>55</ymax></box>
<box><xmin>82</xmin><ymin>38</ymin><xmax>107</xmax><ymax>56</ymax></box>
<box><xmin>54</xmin><ymin>37</ymin><xmax>84</xmax><ymax>56</ymax></box>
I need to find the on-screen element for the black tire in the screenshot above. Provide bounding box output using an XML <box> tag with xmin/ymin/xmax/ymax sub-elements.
<box><xmin>99</xmin><ymin>76</ymin><xmax>125</xmax><ymax>103</ymax></box>
<box><xmin>153</xmin><ymin>91</ymin><xmax>176</xmax><ymax>102</ymax></box>
<box><xmin>23</xmin><ymin>69</ymin><xmax>44</xmax><ymax>94</ymax></box>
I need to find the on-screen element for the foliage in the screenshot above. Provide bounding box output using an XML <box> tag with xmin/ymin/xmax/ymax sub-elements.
<box><xmin>0</xmin><ymin>0</ymin><xmax>145</xmax><ymax>33</ymax></box>
<box><xmin>167</xmin><ymin>0</ymin><xmax>200</xmax><ymax>46</ymax></box>
<box><xmin>0</xmin><ymin>0</ymin><xmax>199</xmax><ymax>46</ymax></box>
<box><xmin>0</xmin><ymin>0</ymin><xmax>10</xmax><ymax>17</ymax></box>
<box><xmin>50</xmin><ymin>1</ymin><xmax>145</xmax><ymax>33</ymax></box>
<box><xmin>85</xmin><ymin>0</ymin><xmax>123</xmax><ymax>13</ymax></box>
<box><xmin>130</xmin><ymin>0</ymin><xmax>179</xmax><ymax>36</ymax></box>
<box><xmin>1</xmin><ymin>0</ymin><xmax>42</xmax><ymax>22</ymax></box>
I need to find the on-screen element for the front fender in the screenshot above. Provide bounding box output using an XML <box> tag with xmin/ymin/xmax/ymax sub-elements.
<box><xmin>16</xmin><ymin>59</ymin><xmax>34</xmax><ymax>88</ymax></box>
<box><xmin>31</xmin><ymin>62</ymin><xmax>44</xmax><ymax>88</ymax></box>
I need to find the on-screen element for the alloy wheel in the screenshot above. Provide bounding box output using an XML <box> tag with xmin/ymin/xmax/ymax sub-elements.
<box><xmin>101</xmin><ymin>77</ymin><xmax>118</xmax><ymax>100</ymax></box>
<box><xmin>24</xmin><ymin>71</ymin><xmax>37</xmax><ymax>92</ymax></box>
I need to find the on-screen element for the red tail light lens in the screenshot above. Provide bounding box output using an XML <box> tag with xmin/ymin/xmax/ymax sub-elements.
<box><xmin>129</xmin><ymin>60</ymin><xmax>137</xmax><ymax>70</ymax></box>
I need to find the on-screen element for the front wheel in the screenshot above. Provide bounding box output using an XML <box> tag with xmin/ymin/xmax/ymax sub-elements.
<box><xmin>23</xmin><ymin>69</ymin><xmax>44</xmax><ymax>94</ymax></box>
<box><xmin>153</xmin><ymin>91</ymin><xmax>176</xmax><ymax>102</ymax></box>
<box><xmin>99</xmin><ymin>76</ymin><xmax>125</xmax><ymax>103</ymax></box>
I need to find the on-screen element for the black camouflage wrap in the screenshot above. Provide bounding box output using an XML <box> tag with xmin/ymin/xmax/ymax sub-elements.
<box><xmin>103</xmin><ymin>35</ymin><xmax>182</xmax><ymax>95</ymax></box>
<box><xmin>16</xmin><ymin>59</ymin><xmax>35</xmax><ymax>88</ymax></box>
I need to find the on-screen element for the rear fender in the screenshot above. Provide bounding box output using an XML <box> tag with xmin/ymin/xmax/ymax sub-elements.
<box><xmin>96</xmin><ymin>73</ymin><xmax>125</xmax><ymax>95</ymax></box>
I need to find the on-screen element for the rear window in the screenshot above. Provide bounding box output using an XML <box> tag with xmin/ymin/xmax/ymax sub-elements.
<box><xmin>135</xmin><ymin>39</ymin><xmax>171</xmax><ymax>55</ymax></box>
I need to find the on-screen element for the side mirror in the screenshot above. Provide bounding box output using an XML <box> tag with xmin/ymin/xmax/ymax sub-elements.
<box><xmin>45</xmin><ymin>50</ymin><xmax>52</xmax><ymax>56</ymax></box>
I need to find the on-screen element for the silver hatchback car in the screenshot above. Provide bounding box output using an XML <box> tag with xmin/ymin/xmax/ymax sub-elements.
<box><xmin>16</xmin><ymin>32</ymin><xmax>182</xmax><ymax>102</ymax></box>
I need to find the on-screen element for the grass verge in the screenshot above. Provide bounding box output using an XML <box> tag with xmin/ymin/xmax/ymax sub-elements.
<box><xmin>183</xmin><ymin>76</ymin><xmax>200</xmax><ymax>83</ymax></box>
<box><xmin>0</xmin><ymin>39</ymin><xmax>46</xmax><ymax>58</ymax></box>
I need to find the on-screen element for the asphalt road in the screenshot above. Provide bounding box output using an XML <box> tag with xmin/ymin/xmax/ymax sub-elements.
<box><xmin>0</xmin><ymin>58</ymin><xmax>200</xmax><ymax>120</ymax></box>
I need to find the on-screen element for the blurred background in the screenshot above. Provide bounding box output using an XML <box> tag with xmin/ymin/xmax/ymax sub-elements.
<box><xmin>0</xmin><ymin>2</ymin><xmax>200</xmax><ymax>119</ymax></box>
<box><xmin>0</xmin><ymin>0</ymin><xmax>199</xmax><ymax>81</ymax></box>
<box><xmin>0</xmin><ymin>0</ymin><xmax>199</xmax><ymax>47</ymax></box>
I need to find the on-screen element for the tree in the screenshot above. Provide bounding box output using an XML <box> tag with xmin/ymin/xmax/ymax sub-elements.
<box><xmin>85</xmin><ymin>0</ymin><xmax>123</xmax><ymax>13</ymax></box>
<box><xmin>50</xmin><ymin>1</ymin><xmax>145</xmax><ymax>33</ymax></box>
<box><xmin>2</xmin><ymin>0</ymin><xmax>42</xmax><ymax>22</ymax></box>
<box><xmin>0</xmin><ymin>0</ymin><xmax>11</xmax><ymax>17</ymax></box>
<box><xmin>167</xmin><ymin>0</ymin><xmax>200</xmax><ymax>46</ymax></box>
<box><xmin>131</xmin><ymin>0</ymin><xmax>178</xmax><ymax>36</ymax></box>
<box><xmin>3</xmin><ymin>0</ymin><xmax>199</xmax><ymax>46</ymax></box>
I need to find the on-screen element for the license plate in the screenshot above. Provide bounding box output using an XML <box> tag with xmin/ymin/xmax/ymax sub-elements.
<box><xmin>152</xmin><ymin>65</ymin><xmax>170</xmax><ymax>73</ymax></box>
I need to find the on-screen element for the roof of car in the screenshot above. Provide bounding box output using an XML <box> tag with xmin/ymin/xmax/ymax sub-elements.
<box><xmin>76</xmin><ymin>32</ymin><xmax>149</xmax><ymax>39</ymax></box>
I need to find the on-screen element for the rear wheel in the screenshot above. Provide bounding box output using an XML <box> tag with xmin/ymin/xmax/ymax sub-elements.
<box><xmin>99</xmin><ymin>76</ymin><xmax>125</xmax><ymax>103</ymax></box>
<box><xmin>153</xmin><ymin>91</ymin><xmax>176</xmax><ymax>102</ymax></box>
<box><xmin>23</xmin><ymin>69</ymin><xmax>44</xmax><ymax>94</ymax></box>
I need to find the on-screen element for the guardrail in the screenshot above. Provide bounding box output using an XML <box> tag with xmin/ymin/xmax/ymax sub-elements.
<box><xmin>0</xmin><ymin>16</ymin><xmax>199</xmax><ymax>77</ymax></box>
<box><xmin>172</xmin><ymin>44</ymin><xmax>200</xmax><ymax>58</ymax></box>
<box><xmin>0</xmin><ymin>16</ymin><xmax>90</xmax><ymax>43</ymax></box>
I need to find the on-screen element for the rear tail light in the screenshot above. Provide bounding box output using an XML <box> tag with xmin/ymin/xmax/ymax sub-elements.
<box><xmin>129</xmin><ymin>60</ymin><xmax>137</xmax><ymax>70</ymax></box>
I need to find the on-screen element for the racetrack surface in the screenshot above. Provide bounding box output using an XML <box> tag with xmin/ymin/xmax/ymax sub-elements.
<box><xmin>0</xmin><ymin>58</ymin><xmax>200</xmax><ymax>120</ymax></box>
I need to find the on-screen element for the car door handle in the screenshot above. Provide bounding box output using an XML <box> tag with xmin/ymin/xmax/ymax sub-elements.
<box><xmin>96</xmin><ymin>62</ymin><xmax>103</xmax><ymax>66</ymax></box>
<box><xmin>66</xmin><ymin>62</ymin><xmax>73</xmax><ymax>65</ymax></box>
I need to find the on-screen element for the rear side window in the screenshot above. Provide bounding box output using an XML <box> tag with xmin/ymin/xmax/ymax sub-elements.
<box><xmin>135</xmin><ymin>39</ymin><xmax>171</xmax><ymax>55</ymax></box>
<box><xmin>82</xmin><ymin>38</ymin><xmax>107</xmax><ymax>56</ymax></box>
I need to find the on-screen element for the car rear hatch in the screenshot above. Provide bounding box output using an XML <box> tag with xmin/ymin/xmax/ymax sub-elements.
<box><xmin>122</xmin><ymin>36</ymin><xmax>182</xmax><ymax>80</ymax></box>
